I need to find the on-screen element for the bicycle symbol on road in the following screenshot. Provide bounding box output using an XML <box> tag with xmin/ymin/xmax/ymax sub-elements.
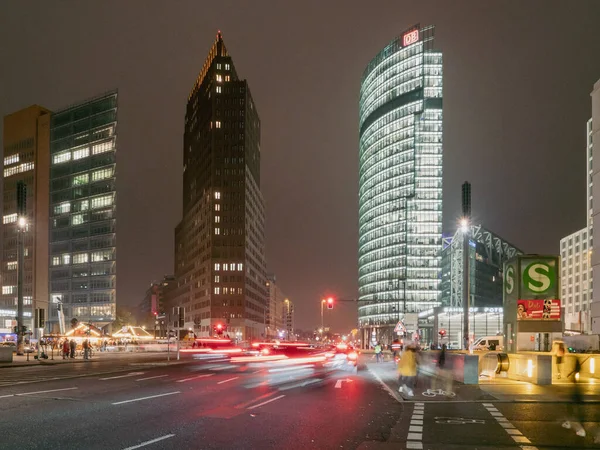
<box><xmin>434</xmin><ymin>417</ymin><xmax>485</xmax><ymax>425</ymax></box>
<box><xmin>421</xmin><ymin>388</ymin><xmax>456</xmax><ymax>398</ymax></box>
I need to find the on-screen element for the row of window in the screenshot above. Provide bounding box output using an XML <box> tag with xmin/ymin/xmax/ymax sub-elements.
<box><xmin>214</xmin><ymin>263</ymin><xmax>243</xmax><ymax>271</ymax></box>
<box><xmin>4</xmin><ymin>162</ymin><xmax>34</xmax><ymax>178</ymax></box>
<box><xmin>52</xmin><ymin>250</ymin><xmax>114</xmax><ymax>266</ymax></box>
<box><xmin>213</xmin><ymin>287</ymin><xmax>243</xmax><ymax>295</ymax></box>
<box><xmin>52</xmin><ymin>140</ymin><xmax>114</xmax><ymax>165</ymax></box>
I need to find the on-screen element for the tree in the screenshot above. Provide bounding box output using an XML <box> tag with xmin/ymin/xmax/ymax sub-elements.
<box><xmin>70</xmin><ymin>318</ymin><xmax>79</xmax><ymax>329</ymax></box>
<box><xmin>113</xmin><ymin>306</ymin><xmax>136</xmax><ymax>330</ymax></box>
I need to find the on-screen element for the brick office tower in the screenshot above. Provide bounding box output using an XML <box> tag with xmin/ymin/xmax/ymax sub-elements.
<box><xmin>171</xmin><ymin>32</ymin><xmax>267</xmax><ymax>340</ymax></box>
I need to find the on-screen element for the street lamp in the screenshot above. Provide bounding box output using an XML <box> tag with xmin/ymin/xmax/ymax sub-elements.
<box><xmin>460</xmin><ymin>218</ymin><xmax>469</xmax><ymax>233</ymax></box>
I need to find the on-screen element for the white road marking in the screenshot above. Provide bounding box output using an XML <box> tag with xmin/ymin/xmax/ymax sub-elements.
<box><xmin>112</xmin><ymin>391</ymin><xmax>181</xmax><ymax>405</ymax></box>
<box><xmin>217</xmin><ymin>377</ymin><xmax>239</xmax><ymax>385</ymax></box>
<box><xmin>485</xmin><ymin>403</ymin><xmax>537</xmax><ymax>449</ymax></box>
<box><xmin>366</xmin><ymin>365</ymin><xmax>401</xmax><ymax>402</ymax></box>
<box><xmin>16</xmin><ymin>387</ymin><xmax>78</xmax><ymax>396</ymax></box>
<box><xmin>334</xmin><ymin>378</ymin><xmax>353</xmax><ymax>388</ymax></box>
<box><xmin>122</xmin><ymin>434</ymin><xmax>175</xmax><ymax>450</ymax></box>
<box><xmin>100</xmin><ymin>372</ymin><xmax>144</xmax><ymax>380</ymax></box>
<box><xmin>0</xmin><ymin>394</ymin><xmax>15</xmax><ymax>399</ymax></box>
<box><xmin>409</xmin><ymin>425</ymin><xmax>423</xmax><ymax>432</ymax></box>
<box><xmin>247</xmin><ymin>394</ymin><xmax>285</xmax><ymax>410</ymax></box>
<box><xmin>406</xmin><ymin>442</ymin><xmax>423</xmax><ymax>450</ymax></box>
<box><xmin>135</xmin><ymin>375</ymin><xmax>168</xmax><ymax>381</ymax></box>
<box><xmin>176</xmin><ymin>374</ymin><xmax>215</xmax><ymax>383</ymax></box>
<box><xmin>483</xmin><ymin>403</ymin><xmax>494</xmax><ymax>407</ymax></box>
<box><xmin>407</xmin><ymin>432</ymin><xmax>422</xmax><ymax>440</ymax></box>
<box><xmin>512</xmin><ymin>436</ymin><xmax>531</xmax><ymax>443</ymax></box>
<box><xmin>210</xmin><ymin>365</ymin><xmax>236</xmax><ymax>371</ymax></box>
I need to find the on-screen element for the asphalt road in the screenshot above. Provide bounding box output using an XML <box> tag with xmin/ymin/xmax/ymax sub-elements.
<box><xmin>1</xmin><ymin>355</ymin><xmax>599</xmax><ymax>449</ymax></box>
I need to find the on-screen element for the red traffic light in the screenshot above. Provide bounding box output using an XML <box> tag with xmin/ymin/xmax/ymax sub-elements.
<box><xmin>216</xmin><ymin>324</ymin><xmax>223</xmax><ymax>330</ymax></box>
<box><xmin>439</xmin><ymin>329</ymin><xmax>446</xmax><ymax>336</ymax></box>
<box><xmin>327</xmin><ymin>297</ymin><xmax>334</xmax><ymax>309</ymax></box>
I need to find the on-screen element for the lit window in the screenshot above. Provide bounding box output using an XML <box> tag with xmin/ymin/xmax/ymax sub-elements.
<box><xmin>53</xmin><ymin>152</ymin><xmax>70</xmax><ymax>165</ymax></box>
<box><xmin>73</xmin><ymin>253</ymin><xmax>88</xmax><ymax>264</ymax></box>
<box><xmin>2</xmin><ymin>286</ymin><xmax>15</xmax><ymax>295</ymax></box>
<box><xmin>215</xmin><ymin>263</ymin><xmax>220</xmax><ymax>271</ymax></box>
<box><xmin>3</xmin><ymin>214</ymin><xmax>17</xmax><ymax>224</ymax></box>
<box><xmin>54</xmin><ymin>202</ymin><xmax>71</xmax><ymax>215</ymax></box>
<box><xmin>214</xmin><ymin>192</ymin><xmax>221</xmax><ymax>200</ymax></box>
<box><xmin>73</xmin><ymin>147</ymin><xmax>90</xmax><ymax>160</ymax></box>
<box><xmin>24</xmin><ymin>297</ymin><xmax>32</xmax><ymax>306</ymax></box>
<box><xmin>225</xmin><ymin>64</ymin><xmax>230</xmax><ymax>70</ymax></box>
<box><xmin>91</xmin><ymin>195</ymin><xmax>113</xmax><ymax>209</ymax></box>
<box><xmin>92</xmin><ymin>168</ymin><xmax>112</xmax><ymax>181</ymax></box>
<box><xmin>216</xmin><ymin>74</ymin><xmax>222</xmax><ymax>82</ymax></box>
<box><xmin>6</xmin><ymin>262</ymin><xmax>17</xmax><ymax>271</ymax></box>
<box><xmin>91</xmin><ymin>250</ymin><xmax>111</xmax><ymax>262</ymax></box>
<box><xmin>223</xmin><ymin>287</ymin><xmax>229</xmax><ymax>294</ymax></box>
<box><xmin>92</xmin><ymin>140</ymin><xmax>113</xmax><ymax>155</ymax></box>
<box><xmin>62</xmin><ymin>253</ymin><xmax>70</xmax><ymax>265</ymax></box>
<box><xmin>214</xmin><ymin>287</ymin><xmax>220</xmax><ymax>295</ymax></box>
<box><xmin>72</xmin><ymin>214</ymin><xmax>85</xmax><ymax>225</ymax></box>
<box><xmin>215</xmin><ymin>227</ymin><xmax>220</xmax><ymax>235</ymax></box>
<box><xmin>216</xmin><ymin>121</ymin><xmax>221</xmax><ymax>128</ymax></box>
<box><xmin>4</xmin><ymin>162</ymin><xmax>34</xmax><ymax>178</ymax></box>
<box><xmin>214</xmin><ymin>276</ymin><xmax>220</xmax><ymax>283</ymax></box>
<box><xmin>3</xmin><ymin>154</ymin><xmax>19</xmax><ymax>166</ymax></box>
<box><xmin>237</xmin><ymin>263</ymin><xmax>243</xmax><ymax>271</ymax></box>
<box><xmin>52</xmin><ymin>256</ymin><xmax>61</xmax><ymax>266</ymax></box>
<box><xmin>73</xmin><ymin>174</ymin><xmax>89</xmax><ymax>186</ymax></box>
<box><xmin>215</xmin><ymin>204</ymin><xmax>220</xmax><ymax>211</ymax></box>
<box><xmin>225</xmin><ymin>75</ymin><xmax>230</xmax><ymax>82</ymax></box>
<box><xmin>216</xmin><ymin>86</ymin><xmax>221</xmax><ymax>93</ymax></box>
<box><xmin>223</xmin><ymin>263</ymin><xmax>228</xmax><ymax>271</ymax></box>
<box><xmin>237</xmin><ymin>288</ymin><xmax>243</xmax><ymax>294</ymax></box>
<box><xmin>217</xmin><ymin>63</ymin><xmax>221</xmax><ymax>69</ymax></box>
<box><xmin>215</xmin><ymin>216</ymin><xmax>220</xmax><ymax>223</ymax></box>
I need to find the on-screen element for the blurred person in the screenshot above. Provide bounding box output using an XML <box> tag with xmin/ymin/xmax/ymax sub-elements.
<box><xmin>82</xmin><ymin>339</ymin><xmax>89</xmax><ymax>360</ymax></box>
<box><xmin>62</xmin><ymin>340</ymin><xmax>70</xmax><ymax>359</ymax></box>
<box><xmin>398</xmin><ymin>343</ymin><xmax>418</xmax><ymax>397</ymax></box>
<box><xmin>553</xmin><ymin>341</ymin><xmax>565</xmax><ymax>379</ymax></box>
<box><xmin>562</xmin><ymin>358</ymin><xmax>586</xmax><ymax>437</ymax></box>
<box><xmin>69</xmin><ymin>339</ymin><xmax>76</xmax><ymax>358</ymax></box>
<box><xmin>374</xmin><ymin>342</ymin><xmax>382</xmax><ymax>363</ymax></box>
<box><xmin>432</xmin><ymin>344</ymin><xmax>453</xmax><ymax>395</ymax></box>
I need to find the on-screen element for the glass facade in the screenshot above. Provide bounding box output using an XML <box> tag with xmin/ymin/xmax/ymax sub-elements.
<box><xmin>358</xmin><ymin>25</ymin><xmax>443</xmax><ymax>336</ymax></box>
<box><xmin>48</xmin><ymin>92</ymin><xmax>117</xmax><ymax>330</ymax></box>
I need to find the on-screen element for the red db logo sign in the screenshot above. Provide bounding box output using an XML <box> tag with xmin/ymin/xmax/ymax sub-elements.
<box><xmin>403</xmin><ymin>29</ymin><xmax>419</xmax><ymax>47</ymax></box>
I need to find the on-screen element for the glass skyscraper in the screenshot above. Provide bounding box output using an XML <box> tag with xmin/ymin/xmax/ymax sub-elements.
<box><xmin>48</xmin><ymin>91</ymin><xmax>117</xmax><ymax>331</ymax></box>
<box><xmin>358</xmin><ymin>25</ymin><xmax>443</xmax><ymax>343</ymax></box>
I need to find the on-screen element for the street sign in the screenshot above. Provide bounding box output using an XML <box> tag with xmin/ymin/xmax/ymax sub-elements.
<box><xmin>404</xmin><ymin>313</ymin><xmax>418</xmax><ymax>331</ymax></box>
<box><xmin>394</xmin><ymin>321</ymin><xmax>406</xmax><ymax>333</ymax></box>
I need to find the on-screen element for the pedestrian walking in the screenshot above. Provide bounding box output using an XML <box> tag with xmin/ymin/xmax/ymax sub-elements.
<box><xmin>398</xmin><ymin>343</ymin><xmax>418</xmax><ymax>397</ymax></box>
<box><xmin>82</xmin><ymin>339</ymin><xmax>89</xmax><ymax>360</ymax></box>
<box><xmin>69</xmin><ymin>339</ymin><xmax>76</xmax><ymax>358</ymax></box>
<box><xmin>553</xmin><ymin>341</ymin><xmax>565</xmax><ymax>379</ymax></box>
<box><xmin>432</xmin><ymin>344</ymin><xmax>453</xmax><ymax>395</ymax></box>
<box><xmin>374</xmin><ymin>342</ymin><xmax>382</xmax><ymax>363</ymax></box>
<box><xmin>62</xmin><ymin>340</ymin><xmax>70</xmax><ymax>359</ymax></box>
<box><xmin>562</xmin><ymin>358</ymin><xmax>586</xmax><ymax>437</ymax></box>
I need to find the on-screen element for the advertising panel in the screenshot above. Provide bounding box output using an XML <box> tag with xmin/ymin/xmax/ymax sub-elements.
<box><xmin>517</xmin><ymin>299</ymin><xmax>561</xmax><ymax>321</ymax></box>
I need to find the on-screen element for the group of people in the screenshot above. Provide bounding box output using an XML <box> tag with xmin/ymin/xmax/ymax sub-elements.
<box><xmin>60</xmin><ymin>339</ymin><xmax>95</xmax><ymax>359</ymax></box>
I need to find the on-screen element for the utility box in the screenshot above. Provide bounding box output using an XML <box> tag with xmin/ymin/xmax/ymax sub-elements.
<box><xmin>0</xmin><ymin>347</ymin><xmax>13</xmax><ymax>363</ymax></box>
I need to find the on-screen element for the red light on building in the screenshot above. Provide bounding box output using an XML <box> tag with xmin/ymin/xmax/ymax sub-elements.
<box><xmin>402</xmin><ymin>29</ymin><xmax>419</xmax><ymax>47</ymax></box>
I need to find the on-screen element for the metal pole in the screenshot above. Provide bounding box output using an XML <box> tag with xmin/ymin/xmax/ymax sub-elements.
<box><xmin>16</xmin><ymin>223</ymin><xmax>24</xmax><ymax>356</ymax></box>
<box><xmin>320</xmin><ymin>300</ymin><xmax>324</xmax><ymax>331</ymax></box>
<box><xmin>176</xmin><ymin>327</ymin><xmax>180</xmax><ymax>361</ymax></box>
<box><xmin>462</xmin><ymin>229</ymin><xmax>470</xmax><ymax>351</ymax></box>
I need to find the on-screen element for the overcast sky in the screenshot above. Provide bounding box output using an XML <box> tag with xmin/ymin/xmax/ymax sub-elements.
<box><xmin>1</xmin><ymin>1</ymin><xmax>600</xmax><ymax>332</ymax></box>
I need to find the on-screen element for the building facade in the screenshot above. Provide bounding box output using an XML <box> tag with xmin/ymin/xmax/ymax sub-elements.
<box><xmin>171</xmin><ymin>32</ymin><xmax>267</xmax><ymax>340</ymax></box>
<box><xmin>48</xmin><ymin>91</ymin><xmax>118</xmax><ymax>332</ymax></box>
<box><xmin>138</xmin><ymin>275</ymin><xmax>176</xmax><ymax>334</ymax></box>
<box><xmin>358</xmin><ymin>24</ymin><xmax>443</xmax><ymax>343</ymax></box>
<box><xmin>442</xmin><ymin>224</ymin><xmax>522</xmax><ymax>308</ymax></box>
<box><xmin>1</xmin><ymin>106</ymin><xmax>51</xmax><ymax>338</ymax></box>
<box><xmin>283</xmin><ymin>298</ymin><xmax>294</xmax><ymax>340</ymax></box>
<box><xmin>265</xmin><ymin>274</ymin><xmax>286</xmax><ymax>338</ymax></box>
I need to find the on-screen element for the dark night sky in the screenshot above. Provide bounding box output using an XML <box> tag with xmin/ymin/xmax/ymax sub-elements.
<box><xmin>1</xmin><ymin>1</ymin><xmax>600</xmax><ymax>333</ymax></box>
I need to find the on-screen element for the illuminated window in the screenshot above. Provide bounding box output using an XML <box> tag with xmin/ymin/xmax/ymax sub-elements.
<box><xmin>92</xmin><ymin>168</ymin><xmax>112</xmax><ymax>181</ymax></box>
<box><xmin>73</xmin><ymin>147</ymin><xmax>90</xmax><ymax>160</ymax></box>
<box><xmin>223</xmin><ymin>263</ymin><xmax>228</xmax><ymax>271</ymax></box>
<box><xmin>214</xmin><ymin>192</ymin><xmax>221</xmax><ymax>199</ymax></box>
<box><xmin>73</xmin><ymin>253</ymin><xmax>88</xmax><ymax>264</ymax></box>
<box><xmin>72</xmin><ymin>214</ymin><xmax>85</xmax><ymax>225</ymax></box>
<box><xmin>4</xmin><ymin>162</ymin><xmax>33</xmax><ymax>178</ymax></box>
<box><xmin>225</xmin><ymin>75</ymin><xmax>230</xmax><ymax>82</ymax></box>
<box><xmin>237</xmin><ymin>263</ymin><xmax>243</xmax><ymax>271</ymax></box>
<box><xmin>53</xmin><ymin>152</ymin><xmax>70</xmax><ymax>165</ymax></box>
<box><xmin>237</xmin><ymin>288</ymin><xmax>243</xmax><ymax>294</ymax></box>
<box><xmin>215</xmin><ymin>204</ymin><xmax>220</xmax><ymax>211</ymax></box>
<box><xmin>24</xmin><ymin>297</ymin><xmax>32</xmax><ymax>306</ymax></box>
<box><xmin>215</xmin><ymin>216</ymin><xmax>220</xmax><ymax>223</ymax></box>
<box><xmin>3</xmin><ymin>214</ymin><xmax>17</xmax><ymax>224</ymax></box>
<box><xmin>223</xmin><ymin>287</ymin><xmax>229</xmax><ymax>294</ymax></box>
<box><xmin>2</xmin><ymin>286</ymin><xmax>15</xmax><ymax>295</ymax></box>
<box><xmin>216</xmin><ymin>121</ymin><xmax>221</xmax><ymax>128</ymax></box>
<box><xmin>6</xmin><ymin>262</ymin><xmax>17</xmax><ymax>271</ymax></box>
<box><xmin>91</xmin><ymin>195</ymin><xmax>113</xmax><ymax>209</ymax></box>
<box><xmin>92</xmin><ymin>140</ymin><xmax>113</xmax><ymax>155</ymax></box>
<box><xmin>52</xmin><ymin>256</ymin><xmax>61</xmax><ymax>266</ymax></box>
<box><xmin>216</xmin><ymin>74</ymin><xmax>222</xmax><ymax>82</ymax></box>
<box><xmin>54</xmin><ymin>202</ymin><xmax>71</xmax><ymax>215</ymax></box>
<box><xmin>214</xmin><ymin>276</ymin><xmax>220</xmax><ymax>283</ymax></box>
<box><xmin>216</xmin><ymin>86</ymin><xmax>221</xmax><ymax>93</ymax></box>
<box><xmin>72</xmin><ymin>174</ymin><xmax>89</xmax><ymax>186</ymax></box>
<box><xmin>91</xmin><ymin>250</ymin><xmax>111</xmax><ymax>262</ymax></box>
<box><xmin>3</xmin><ymin>154</ymin><xmax>19</xmax><ymax>166</ymax></box>
<box><xmin>217</xmin><ymin>63</ymin><xmax>221</xmax><ymax>69</ymax></box>
<box><xmin>214</xmin><ymin>287</ymin><xmax>220</xmax><ymax>295</ymax></box>
<box><xmin>215</xmin><ymin>227</ymin><xmax>220</xmax><ymax>235</ymax></box>
<box><xmin>225</xmin><ymin>64</ymin><xmax>230</xmax><ymax>70</ymax></box>
<box><xmin>214</xmin><ymin>263</ymin><xmax>220</xmax><ymax>271</ymax></box>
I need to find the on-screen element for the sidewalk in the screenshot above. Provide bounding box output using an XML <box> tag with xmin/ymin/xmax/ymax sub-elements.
<box><xmin>0</xmin><ymin>350</ymin><xmax>176</xmax><ymax>368</ymax></box>
<box><xmin>364</xmin><ymin>359</ymin><xmax>600</xmax><ymax>403</ymax></box>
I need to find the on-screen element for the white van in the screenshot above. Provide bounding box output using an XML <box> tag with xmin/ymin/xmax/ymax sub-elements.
<box><xmin>472</xmin><ymin>336</ymin><xmax>504</xmax><ymax>351</ymax></box>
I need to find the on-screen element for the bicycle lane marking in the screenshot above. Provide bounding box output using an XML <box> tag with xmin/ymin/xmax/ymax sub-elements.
<box><xmin>483</xmin><ymin>403</ymin><xmax>538</xmax><ymax>450</ymax></box>
<box><xmin>422</xmin><ymin>401</ymin><xmax>517</xmax><ymax>448</ymax></box>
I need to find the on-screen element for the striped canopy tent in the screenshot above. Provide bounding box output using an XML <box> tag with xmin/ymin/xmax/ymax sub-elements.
<box><xmin>112</xmin><ymin>326</ymin><xmax>153</xmax><ymax>340</ymax></box>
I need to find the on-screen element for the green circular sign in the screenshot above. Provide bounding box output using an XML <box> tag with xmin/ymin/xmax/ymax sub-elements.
<box><xmin>505</xmin><ymin>265</ymin><xmax>515</xmax><ymax>294</ymax></box>
<box><xmin>523</xmin><ymin>262</ymin><xmax>555</xmax><ymax>294</ymax></box>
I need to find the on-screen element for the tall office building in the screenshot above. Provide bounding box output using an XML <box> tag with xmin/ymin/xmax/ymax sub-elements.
<box><xmin>590</xmin><ymin>77</ymin><xmax>600</xmax><ymax>333</ymax></box>
<box><xmin>48</xmin><ymin>91</ymin><xmax>118</xmax><ymax>332</ymax></box>
<box><xmin>171</xmin><ymin>32</ymin><xmax>266</xmax><ymax>339</ymax></box>
<box><xmin>559</xmin><ymin>118</ymin><xmax>593</xmax><ymax>333</ymax></box>
<box><xmin>1</xmin><ymin>106</ymin><xmax>51</xmax><ymax>337</ymax></box>
<box><xmin>358</xmin><ymin>25</ymin><xmax>443</xmax><ymax>343</ymax></box>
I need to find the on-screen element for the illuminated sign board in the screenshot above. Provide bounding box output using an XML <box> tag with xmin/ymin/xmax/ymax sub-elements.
<box><xmin>517</xmin><ymin>299</ymin><xmax>561</xmax><ymax>321</ymax></box>
<box><xmin>402</xmin><ymin>29</ymin><xmax>419</xmax><ymax>47</ymax></box>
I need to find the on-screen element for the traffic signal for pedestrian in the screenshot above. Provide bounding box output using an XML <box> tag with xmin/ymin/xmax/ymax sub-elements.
<box><xmin>327</xmin><ymin>297</ymin><xmax>334</xmax><ymax>309</ymax></box>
